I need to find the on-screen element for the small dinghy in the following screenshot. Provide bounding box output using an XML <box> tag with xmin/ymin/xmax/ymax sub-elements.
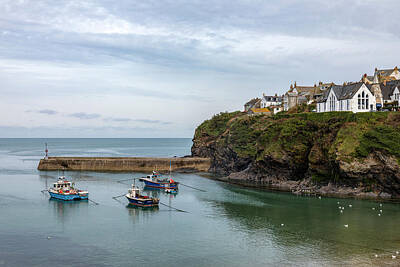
<box><xmin>126</xmin><ymin>184</ymin><xmax>159</xmax><ymax>208</ymax></box>
<box><xmin>48</xmin><ymin>176</ymin><xmax>89</xmax><ymax>201</ymax></box>
<box><xmin>165</xmin><ymin>188</ymin><xmax>178</xmax><ymax>194</ymax></box>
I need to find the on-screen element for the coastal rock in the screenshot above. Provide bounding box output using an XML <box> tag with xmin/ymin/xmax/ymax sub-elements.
<box><xmin>192</xmin><ymin>111</ymin><xmax>400</xmax><ymax>200</ymax></box>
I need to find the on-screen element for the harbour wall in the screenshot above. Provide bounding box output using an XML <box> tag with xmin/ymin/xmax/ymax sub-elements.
<box><xmin>38</xmin><ymin>157</ymin><xmax>211</xmax><ymax>173</ymax></box>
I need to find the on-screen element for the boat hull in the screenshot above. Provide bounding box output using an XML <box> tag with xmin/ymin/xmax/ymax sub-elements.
<box><xmin>126</xmin><ymin>196</ymin><xmax>159</xmax><ymax>207</ymax></box>
<box><xmin>142</xmin><ymin>179</ymin><xmax>178</xmax><ymax>189</ymax></box>
<box><xmin>49</xmin><ymin>191</ymin><xmax>88</xmax><ymax>201</ymax></box>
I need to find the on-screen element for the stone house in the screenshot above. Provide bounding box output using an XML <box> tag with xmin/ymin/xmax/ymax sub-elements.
<box><xmin>362</xmin><ymin>66</ymin><xmax>400</xmax><ymax>85</ymax></box>
<box><xmin>316</xmin><ymin>82</ymin><xmax>376</xmax><ymax>113</ymax></box>
<box><xmin>244</xmin><ymin>98</ymin><xmax>261</xmax><ymax>112</ymax></box>
<box><xmin>283</xmin><ymin>82</ymin><xmax>334</xmax><ymax>111</ymax></box>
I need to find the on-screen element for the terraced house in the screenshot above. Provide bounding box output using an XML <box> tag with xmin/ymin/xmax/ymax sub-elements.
<box><xmin>316</xmin><ymin>82</ymin><xmax>376</xmax><ymax>113</ymax></box>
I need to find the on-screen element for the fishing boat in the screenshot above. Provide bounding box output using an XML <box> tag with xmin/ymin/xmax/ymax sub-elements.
<box><xmin>125</xmin><ymin>184</ymin><xmax>159</xmax><ymax>207</ymax></box>
<box><xmin>140</xmin><ymin>170</ymin><xmax>179</xmax><ymax>190</ymax></box>
<box><xmin>48</xmin><ymin>176</ymin><xmax>89</xmax><ymax>201</ymax></box>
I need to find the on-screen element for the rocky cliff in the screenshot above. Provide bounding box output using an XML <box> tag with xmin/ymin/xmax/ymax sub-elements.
<box><xmin>192</xmin><ymin>111</ymin><xmax>400</xmax><ymax>199</ymax></box>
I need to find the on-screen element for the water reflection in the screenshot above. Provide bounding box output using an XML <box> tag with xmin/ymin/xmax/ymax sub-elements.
<box><xmin>49</xmin><ymin>198</ymin><xmax>88</xmax><ymax>223</ymax></box>
<box><xmin>126</xmin><ymin>204</ymin><xmax>159</xmax><ymax>223</ymax></box>
<box><xmin>143</xmin><ymin>186</ymin><xmax>178</xmax><ymax>198</ymax></box>
<box><xmin>201</xmin><ymin>183</ymin><xmax>400</xmax><ymax>264</ymax></box>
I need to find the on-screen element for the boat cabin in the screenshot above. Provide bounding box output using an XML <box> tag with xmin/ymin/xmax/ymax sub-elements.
<box><xmin>53</xmin><ymin>182</ymin><xmax>72</xmax><ymax>189</ymax></box>
<box><xmin>128</xmin><ymin>186</ymin><xmax>141</xmax><ymax>198</ymax></box>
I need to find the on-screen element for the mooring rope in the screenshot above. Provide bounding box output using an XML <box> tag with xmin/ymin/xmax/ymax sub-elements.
<box><xmin>179</xmin><ymin>183</ymin><xmax>207</xmax><ymax>192</ymax></box>
<box><xmin>88</xmin><ymin>199</ymin><xmax>99</xmax><ymax>205</ymax></box>
<box><xmin>159</xmin><ymin>201</ymin><xmax>188</xmax><ymax>213</ymax></box>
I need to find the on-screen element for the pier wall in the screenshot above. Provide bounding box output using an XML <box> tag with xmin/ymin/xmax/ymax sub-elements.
<box><xmin>38</xmin><ymin>157</ymin><xmax>211</xmax><ymax>173</ymax></box>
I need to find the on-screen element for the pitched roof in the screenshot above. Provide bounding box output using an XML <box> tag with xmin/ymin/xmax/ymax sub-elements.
<box><xmin>375</xmin><ymin>69</ymin><xmax>395</xmax><ymax>77</ymax></box>
<box><xmin>380</xmin><ymin>80</ymin><xmax>400</xmax><ymax>100</ymax></box>
<box><xmin>263</xmin><ymin>95</ymin><xmax>283</xmax><ymax>102</ymax></box>
<box><xmin>317</xmin><ymin>82</ymin><xmax>367</xmax><ymax>102</ymax></box>
<box><xmin>250</xmin><ymin>107</ymin><xmax>271</xmax><ymax>113</ymax></box>
<box><xmin>245</xmin><ymin>98</ymin><xmax>260</xmax><ymax>106</ymax></box>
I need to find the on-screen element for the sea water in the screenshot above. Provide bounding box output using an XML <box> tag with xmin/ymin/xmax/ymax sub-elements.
<box><xmin>0</xmin><ymin>138</ymin><xmax>400</xmax><ymax>266</ymax></box>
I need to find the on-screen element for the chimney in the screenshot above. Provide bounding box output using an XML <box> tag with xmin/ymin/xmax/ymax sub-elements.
<box><xmin>395</xmin><ymin>66</ymin><xmax>398</xmax><ymax>71</ymax></box>
<box><xmin>294</xmin><ymin>81</ymin><xmax>297</xmax><ymax>87</ymax></box>
<box><xmin>343</xmin><ymin>82</ymin><xmax>347</xmax><ymax>86</ymax></box>
<box><xmin>375</xmin><ymin>67</ymin><xmax>378</xmax><ymax>72</ymax></box>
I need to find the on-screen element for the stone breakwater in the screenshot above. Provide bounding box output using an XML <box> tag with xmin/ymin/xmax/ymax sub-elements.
<box><xmin>38</xmin><ymin>157</ymin><xmax>211</xmax><ymax>173</ymax></box>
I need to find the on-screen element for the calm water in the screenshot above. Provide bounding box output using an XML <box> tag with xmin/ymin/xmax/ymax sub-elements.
<box><xmin>1</xmin><ymin>138</ymin><xmax>400</xmax><ymax>266</ymax></box>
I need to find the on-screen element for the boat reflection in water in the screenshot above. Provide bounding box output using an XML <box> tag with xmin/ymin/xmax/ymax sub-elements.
<box><xmin>143</xmin><ymin>185</ymin><xmax>178</xmax><ymax>198</ymax></box>
<box><xmin>49</xmin><ymin>198</ymin><xmax>88</xmax><ymax>223</ymax></box>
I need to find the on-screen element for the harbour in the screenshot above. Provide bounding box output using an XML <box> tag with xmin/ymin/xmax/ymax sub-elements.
<box><xmin>1</xmin><ymin>138</ymin><xmax>400</xmax><ymax>266</ymax></box>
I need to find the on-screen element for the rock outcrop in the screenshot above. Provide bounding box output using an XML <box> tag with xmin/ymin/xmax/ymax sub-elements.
<box><xmin>192</xmin><ymin>111</ymin><xmax>400</xmax><ymax>199</ymax></box>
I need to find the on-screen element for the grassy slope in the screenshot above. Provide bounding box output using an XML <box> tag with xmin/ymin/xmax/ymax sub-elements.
<box><xmin>194</xmin><ymin>111</ymin><xmax>400</xmax><ymax>167</ymax></box>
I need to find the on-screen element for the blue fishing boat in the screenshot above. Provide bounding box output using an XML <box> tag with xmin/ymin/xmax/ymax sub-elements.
<box><xmin>125</xmin><ymin>184</ymin><xmax>159</xmax><ymax>207</ymax></box>
<box><xmin>140</xmin><ymin>171</ymin><xmax>179</xmax><ymax>190</ymax></box>
<box><xmin>48</xmin><ymin>177</ymin><xmax>89</xmax><ymax>201</ymax></box>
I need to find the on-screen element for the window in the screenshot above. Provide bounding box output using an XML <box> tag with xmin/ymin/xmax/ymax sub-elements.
<box><xmin>347</xmin><ymin>100</ymin><xmax>350</xmax><ymax>110</ymax></box>
<box><xmin>358</xmin><ymin>91</ymin><xmax>369</xmax><ymax>110</ymax></box>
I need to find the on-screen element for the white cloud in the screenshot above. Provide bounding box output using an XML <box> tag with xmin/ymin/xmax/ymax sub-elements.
<box><xmin>1</xmin><ymin>0</ymin><xmax>400</xmax><ymax>137</ymax></box>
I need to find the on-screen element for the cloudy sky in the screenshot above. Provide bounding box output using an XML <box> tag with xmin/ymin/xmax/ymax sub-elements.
<box><xmin>1</xmin><ymin>0</ymin><xmax>399</xmax><ymax>137</ymax></box>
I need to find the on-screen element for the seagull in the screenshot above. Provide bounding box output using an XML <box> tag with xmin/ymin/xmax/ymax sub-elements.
<box><xmin>378</xmin><ymin>214</ymin><xmax>381</xmax><ymax>216</ymax></box>
<box><xmin>318</xmin><ymin>196</ymin><xmax>321</xmax><ymax>199</ymax></box>
<box><xmin>380</xmin><ymin>210</ymin><xmax>383</xmax><ymax>213</ymax></box>
<box><xmin>47</xmin><ymin>236</ymin><xmax>51</xmax><ymax>240</ymax></box>
<box><xmin>281</xmin><ymin>223</ymin><xmax>284</xmax><ymax>227</ymax></box>
<box><xmin>337</xmin><ymin>202</ymin><xmax>340</xmax><ymax>204</ymax></box>
<box><xmin>380</xmin><ymin>204</ymin><xmax>383</xmax><ymax>207</ymax></box>
<box><xmin>396</xmin><ymin>251</ymin><xmax>399</xmax><ymax>255</ymax></box>
<box><xmin>392</xmin><ymin>255</ymin><xmax>396</xmax><ymax>259</ymax></box>
<box><xmin>344</xmin><ymin>224</ymin><xmax>349</xmax><ymax>228</ymax></box>
<box><xmin>349</xmin><ymin>205</ymin><xmax>352</xmax><ymax>208</ymax></box>
<box><xmin>340</xmin><ymin>210</ymin><xmax>343</xmax><ymax>213</ymax></box>
<box><xmin>372</xmin><ymin>208</ymin><xmax>375</xmax><ymax>210</ymax></box>
<box><xmin>375</xmin><ymin>254</ymin><xmax>378</xmax><ymax>258</ymax></box>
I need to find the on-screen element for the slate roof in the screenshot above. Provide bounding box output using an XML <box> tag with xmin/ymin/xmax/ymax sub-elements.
<box><xmin>375</xmin><ymin>69</ymin><xmax>395</xmax><ymax>77</ymax></box>
<box><xmin>380</xmin><ymin>80</ymin><xmax>400</xmax><ymax>100</ymax></box>
<box><xmin>317</xmin><ymin>82</ymin><xmax>367</xmax><ymax>103</ymax></box>
<box><xmin>245</xmin><ymin>98</ymin><xmax>260</xmax><ymax>107</ymax></box>
<box><xmin>263</xmin><ymin>95</ymin><xmax>283</xmax><ymax>102</ymax></box>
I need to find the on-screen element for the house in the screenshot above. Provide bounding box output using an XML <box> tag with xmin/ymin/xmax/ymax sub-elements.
<box><xmin>269</xmin><ymin>105</ymin><xmax>283</xmax><ymax>114</ymax></box>
<box><xmin>316</xmin><ymin>82</ymin><xmax>376</xmax><ymax>113</ymax></box>
<box><xmin>380</xmin><ymin>80</ymin><xmax>400</xmax><ymax>105</ymax></box>
<box><xmin>244</xmin><ymin>98</ymin><xmax>261</xmax><ymax>112</ymax></box>
<box><xmin>261</xmin><ymin>94</ymin><xmax>283</xmax><ymax>108</ymax></box>
<box><xmin>360</xmin><ymin>67</ymin><xmax>400</xmax><ymax>109</ymax></box>
<box><xmin>372</xmin><ymin>66</ymin><xmax>400</xmax><ymax>84</ymax></box>
<box><xmin>283</xmin><ymin>82</ymin><xmax>334</xmax><ymax>111</ymax></box>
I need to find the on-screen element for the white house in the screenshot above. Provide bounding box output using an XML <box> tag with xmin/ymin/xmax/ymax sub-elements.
<box><xmin>261</xmin><ymin>94</ymin><xmax>283</xmax><ymax>108</ymax></box>
<box><xmin>316</xmin><ymin>82</ymin><xmax>376</xmax><ymax>113</ymax></box>
<box><xmin>380</xmin><ymin>80</ymin><xmax>400</xmax><ymax>104</ymax></box>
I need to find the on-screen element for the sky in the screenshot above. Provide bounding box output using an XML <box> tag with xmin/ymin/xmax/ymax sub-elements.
<box><xmin>1</xmin><ymin>0</ymin><xmax>400</xmax><ymax>138</ymax></box>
